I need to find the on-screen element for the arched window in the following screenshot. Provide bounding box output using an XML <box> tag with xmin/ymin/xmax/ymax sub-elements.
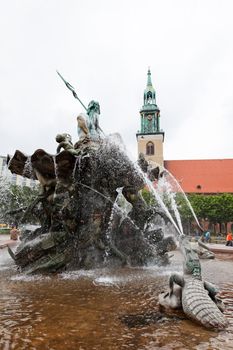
<box><xmin>146</xmin><ymin>142</ymin><xmax>154</xmax><ymax>155</ymax></box>
<box><xmin>147</xmin><ymin>91</ymin><xmax>153</xmax><ymax>104</ymax></box>
<box><xmin>147</xmin><ymin>91</ymin><xmax>152</xmax><ymax>99</ymax></box>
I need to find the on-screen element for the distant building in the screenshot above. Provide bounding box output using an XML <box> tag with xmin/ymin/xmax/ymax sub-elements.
<box><xmin>136</xmin><ymin>69</ymin><xmax>233</xmax><ymax>194</ymax></box>
<box><xmin>0</xmin><ymin>155</ymin><xmax>36</xmax><ymax>187</ymax></box>
<box><xmin>136</xmin><ymin>70</ymin><xmax>233</xmax><ymax>232</ymax></box>
<box><xmin>164</xmin><ymin>159</ymin><xmax>233</xmax><ymax>194</ymax></box>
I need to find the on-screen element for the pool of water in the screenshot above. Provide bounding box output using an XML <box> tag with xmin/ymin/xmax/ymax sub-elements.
<box><xmin>0</xmin><ymin>245</ymin><xmax>233</xmax><ymax>350</ymax></box>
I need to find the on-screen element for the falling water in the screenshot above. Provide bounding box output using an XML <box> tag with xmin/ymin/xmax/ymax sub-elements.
<box><xmin>75</xmin><ymin>180</ymin><xmax>153</xmax><ymax>262</ymax></box>
<box><xmin>72</xmin><ymin>153</ymin><xmax>90</xmax><ymax>180</ymax></box>
<box><xmin>105</xmin><ymin>187</ymin><xmax>132</xmax><ymax>246</ymax></box>
<box><xmin>104</xmin><ymin>199</ymin><xmax>119</xmax><ymax>259</ymax></box>
<box><xmin>157</xmin><ymin>175</ymin><xmax>184</xmax><ymax>235</ymax></box>
<box><xmin>163</xmin><ymin>168</ymin><xmax>202</xmax><ymax>230</ymax></box>
<box><xmin>72</xmin><ymin>156</ymin><xmax>80</xmax><ymax>179</ymax></box>
<box><xmin>76</xmin><ymin>179</ymin><xmax>152</xmax><ymax>256</ymax></box>
<box><xmin>53</xmin><ymin>156</ymin><xmax>58</xmax><ymax>179</ymax></box>
<box><xmin>76</xmin><ymin>181</ymin><xmax>113</xmax><ymax>204</ymax></box>
<box><xmin>76</xmin><ymin>181</ymin><xmax>142</xmax><ymax>234</ymax></box>
<box><xmin>133</xmin><ymin>163</ymin><xmax>183</xmax><ymax>236</ymax></box>
<box><xmin>115</xmin><ymin>187</ymin><xmax>133</xmax><ymax>225</ymax></box>
<box><xmin>120</xmin><ymin>142</ymin><xmax>183</xmax><ymax>236</ymax></box>
<box><xmin>22</xmin><ymin>156</ymin><xmax>32</xmax><ymax>178</ymax></box>
<box><xmin>104</xmin><ymin>186</ymin><xmax>156</xmax><ymax>262</ymax></box>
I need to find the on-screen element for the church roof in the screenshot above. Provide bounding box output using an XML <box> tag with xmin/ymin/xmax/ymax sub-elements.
<box><xmin>164</xmin><ymin>159</ymin><xmax>233</xmax><ymax>193</ymax></box>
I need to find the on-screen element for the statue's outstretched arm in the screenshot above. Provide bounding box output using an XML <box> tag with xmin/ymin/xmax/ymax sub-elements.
<box><xmin>56</xmin><ymin>144</ymin><xmax>63</xmax><ymax>153</ymax></box>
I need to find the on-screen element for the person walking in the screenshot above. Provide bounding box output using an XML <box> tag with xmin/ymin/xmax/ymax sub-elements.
<box><xmin>226</xmin><ymin>232</ymin><xmax>233</xmax><ymax>246</ymax></box>
<box><xmin>204</xmin><ymin>230</ymin><xmax>211</xmax><ymax>243</ymax></box>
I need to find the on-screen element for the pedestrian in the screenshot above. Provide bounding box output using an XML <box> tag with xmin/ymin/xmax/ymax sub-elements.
<box><xmin>226</xmin><ymin>232</ymin><xmax>233</xmax><ymax>246</ymax></box>
<box><xmin>204</xmin><ymin>230</ymin><xmax>211</xmax><ymax>243</ymax></box>
<box><xmin>10</xmin><ymin>226</ymin><xmax>20</xmax><ymax>241</ymax></box>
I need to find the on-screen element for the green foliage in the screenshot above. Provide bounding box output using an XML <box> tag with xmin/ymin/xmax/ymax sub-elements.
<box><xmin>0</xmin><ymin>228</ymin><xmax>11</xmax><ymax>234</ymax></box>
<box><xmin>140</xmin><ymin>188</ymin><xmax>156</xmax><ymax>205</ymax></box>
<box><xmin>129</xmin><ymin>186</ymin><xmax>233</xmax><ymax>234</ymax></box>
<box><xmin>177</xmin><ymin>193</ymin><xmax>233</xmax><ymax>231</ymax></box>
<box><xmin>214</xmin><ymin>193</ymin><xmax>233</xmax><ymax>224</ymax></box>
<box><xmin>0</xmin><ymin>177</ymin><xmax>40</xmax><ymax>225</ymax></box>
<box><xmin>175</xmin><ymin>193</ymin><xmax>194</xmax><ymax>219</ymax></box>
<box><xmin>140</xmin><ymin>188</ymin><xmax>150</xmax><ymax>205</ymax></box>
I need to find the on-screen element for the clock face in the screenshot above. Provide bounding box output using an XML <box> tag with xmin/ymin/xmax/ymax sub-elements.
<box><xmin>147</xmin><ymin>115</ymin><xmax>152</xmax><ymax>121</ymax></box>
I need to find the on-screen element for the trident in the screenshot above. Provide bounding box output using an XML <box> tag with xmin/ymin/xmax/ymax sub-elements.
<box><xmin>56</xmin><ymin>71</ymin><xmax>105</xmax><ymax>136</ymax></box>
<box><xmin>56</xmin><ymin>70</ymin><xmax>87</xmax><ymax>111</ymax></box>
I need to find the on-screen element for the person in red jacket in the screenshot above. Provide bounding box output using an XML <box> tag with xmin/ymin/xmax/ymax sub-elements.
<box><xmin>226</xmin><ymin>232</ymin><xmax>233</xmax><ymax>246</ymax></box>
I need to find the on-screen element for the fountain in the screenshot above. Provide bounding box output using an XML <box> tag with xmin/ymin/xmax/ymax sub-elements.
<box><xmin>1</xmin><ymin>74</ymin><xmax>232</xmax><ymax>348</ymax></box>
<box><xmin>6</xmin><ymin>131</ymin><xmax>177</xmax><ymax>273</ymax></box>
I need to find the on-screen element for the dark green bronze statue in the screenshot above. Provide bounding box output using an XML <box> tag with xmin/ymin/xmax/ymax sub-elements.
<box><xmin>57</xmin><ymin>71</ymin><xmax>104</xmax><ymax>139</ymax></box>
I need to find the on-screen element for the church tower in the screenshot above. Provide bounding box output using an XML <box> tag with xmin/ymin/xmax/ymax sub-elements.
<box><xmin>136</xmin><ymin>69</ymin><xmax>164</xmax><ymax>166</ymax></box>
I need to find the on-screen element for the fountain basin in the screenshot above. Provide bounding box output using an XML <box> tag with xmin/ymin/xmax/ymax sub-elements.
<box><xmin>0</xmin><ymin>248</ymin><xmax>232</xmax><ymax>349</ymax></box>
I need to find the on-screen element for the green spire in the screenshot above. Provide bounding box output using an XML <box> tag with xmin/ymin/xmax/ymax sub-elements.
<box><xmin>143</xmin><ymin>68</ymin><xmax>156</xmax><ymax>106</ymax></box>
<box><xmin>147</xmin><ymin>68</ymin><xmax>152</xmax><ymax>86</ymax></box>
<box><xmin>137</xmin><ymin>68</ymin><xmax>164</xmax><ymax>140</ymax></box>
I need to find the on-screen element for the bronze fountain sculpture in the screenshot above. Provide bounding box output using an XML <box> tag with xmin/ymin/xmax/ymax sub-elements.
<box><xmin>7</xmin><ymin>72</ymin><xmax>175</xmax><ymax>273</ymax></box>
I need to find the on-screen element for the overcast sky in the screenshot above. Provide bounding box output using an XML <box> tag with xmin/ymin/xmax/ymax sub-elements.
<box><xmin>0</xmin><ymin>0</ymin><xmax>233</xmax><ymax>161</ymax></box>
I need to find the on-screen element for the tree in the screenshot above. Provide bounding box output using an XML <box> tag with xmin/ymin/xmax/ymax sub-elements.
<box><xmin>178</xmin><ymin>193</ymin><xmax>233</xmax><ymax>234</ymax></box>
<box><xmin>211</xmin><ymin>194</ymin><xmax>233</xmax><ymax>232</ymax></box>
<box><xmin>0</xmin><ymin>176</ymin><xmax>40</xmax><ymax>225</ymax></box>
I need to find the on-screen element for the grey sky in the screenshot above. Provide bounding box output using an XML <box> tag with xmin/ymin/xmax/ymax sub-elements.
<box><xmin>0</xmin><ymin>0</ymin><xmax>233</xmax><ymax>161</ymax></box>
